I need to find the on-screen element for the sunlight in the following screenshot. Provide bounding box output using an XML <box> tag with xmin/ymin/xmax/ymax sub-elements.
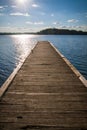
<box><xmin>18</xmin><ymin>0</ymin><xmax>26</xmax><ymax>4</ymax></box>
<box><xmin>16</xmin><ymin>0</ymin><xmax>32</xmax><ymax>6</ymax></box>
<box><xmin>11</xmin><ymin>35</ymin><xmax>36</xmax><ymax>62</ymax></box>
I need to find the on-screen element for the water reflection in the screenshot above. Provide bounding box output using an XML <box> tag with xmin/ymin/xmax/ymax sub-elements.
<box><xmin>11</xmin><ymin>35</ymin><xmax>36</xmax><ymax>63</ymax></box>
<box><xmin>0</xmin><ymin>35</ymin><xmax>87</xmax><ymax>87</ymax></box>
<box><xmin>0</xmin><ymin>35</ymin><xmax>36</xmax><ymax>86</ymax></box>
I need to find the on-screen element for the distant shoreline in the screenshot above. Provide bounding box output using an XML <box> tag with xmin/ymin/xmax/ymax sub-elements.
<box><xmin>0</xmin><ymin>33</ymin><xmax>36</xmax><ymax>35</ymax></box>
<box><xmin>37</xmin><ymin>28</ymin><xmax>87</xmax><ymax>35</ymax></box>
<box><xmin>0</xmin><ymin>28</ymin><xmax>87</xmax><ymax>35</ymax></box>
<box><xmin>0</xmin><ymin>33</ymin><xmax>87</xmax><ymax>35</ymax></box>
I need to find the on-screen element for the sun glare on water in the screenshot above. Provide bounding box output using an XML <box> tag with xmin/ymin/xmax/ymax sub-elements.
<box><xmin>11</xmin><ymin>35</ymin><xmax>36</xmax><ymax>62</ymax></box>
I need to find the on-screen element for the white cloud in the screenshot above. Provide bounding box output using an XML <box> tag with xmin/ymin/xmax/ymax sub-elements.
<box><xmin>0</xmin><ymin>25</ymin><xmax>87</xmax><ymax>33</ymax></box>
<box><xmin>0</xmin><ymin>26</ymin><xmax>11</xmax><ymax>32</ymax></box>
<box><xmin>51</xmin><ymin>14</ymin><xmax>54</xmax><ymax>17</ymax></box>
<box><xmin>8</xmin><ymin>23</ymin><xmax>11</xmax><ymax>25</ymax></box>
<box><xmin>0</xmin><ymin>6</ymin><xmax>4</xmax><ymax>11</ymax></box>
<box><xmin>71</xmin><ymin>25</ymin><xmax>87</xmax><ymax>31</ymax></box>
<box><xmin>26</xmin><ymin>21</ymin><xmax>33</xmax><ymax>24</ymax></box>
<box><xmin>53</xmin><ymin>22</ymin><xmax>60</xmax><ymax>25</ymax></box>
<box><xmin>26</xmin><ymin>21</ymin><xmax>44</xmax><ymax>25</ymax></box>
<box><xmin>67</xmin><ymin>19</ymin><xmax>79</xmax><ymax>23</ymax></box>
<box><xmin>0</xmin><ymin>13</ymin><xmax>4</xmax><ymax>16</ymax></box>
<box><xmin>4</xmin><ymin>5</ymin><xmax>8</xmax><ymax>8</ymax></box>
<box><xmin>40</xmin><ymin>12</ymin><xmax>46</xmax><ymax>15</ymax></box>
<box><xmin>32</xmin><ymin>4</ymin><xmax>40</xmax><ymax>7</ymax></box>
<box><xmin>34</xmin><ymin>22</ymin><xmax>44</xmax><ymax>25</ymax></box>
<box><xmin>56</xmin><ymin>25</ymin><xmax>87</xmax><ymax>31</ymax></box>
<box><xmin>11</xmin><ymin>5</ymin><xmax>17</xmax><ymax>8</ymax></box>
<box><xmin>0</xmin><ymin>6</ymin><xmax>4</xmax><ymax>9</ymax></box>
<box><xmin>77</xmin><ymin>25</ymin><xmax>87</xmax><ymax>31</ymax></box>
<box><xmin>0</xmin><ymin>5</ymin><xmax>8</xmax><ymax>9</ymax></box>
<box><xmin>0</xmin><ymin>26</ymin><xmax>44</xmax><ymax>33</ymax></box>
<box><xmin>10</xmin><ymin>12</ymin><xmax>30</xmax><ymax>17</ymax></box>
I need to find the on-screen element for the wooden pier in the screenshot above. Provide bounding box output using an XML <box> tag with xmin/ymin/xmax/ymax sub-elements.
<box><xmin>0</xmin><ymin>41</ymin><xmax>87</xmax><ymax>130</ymax></box>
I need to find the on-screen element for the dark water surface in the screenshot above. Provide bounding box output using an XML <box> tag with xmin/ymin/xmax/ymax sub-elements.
<box><xmin>0</xmin><ymin>35</ymin><xmax>87</xmax><ymax>87</ymax></box>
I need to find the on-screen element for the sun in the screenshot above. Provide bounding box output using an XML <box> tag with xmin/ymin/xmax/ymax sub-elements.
<box><xmin>18</xmin><ymin>0</ymin><xmax>25</xmax><ymax>4</ymax></box>
<box><xmin>16</xmin><ymin>0</ymin><xmax>32</xmax><ymax>7</ymax></box>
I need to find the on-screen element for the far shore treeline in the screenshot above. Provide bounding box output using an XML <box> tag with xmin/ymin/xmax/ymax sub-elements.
<box><xmin>0</xmin><ymin>28</ymin><xmax>87</xmax><ymax>35</ymax></box>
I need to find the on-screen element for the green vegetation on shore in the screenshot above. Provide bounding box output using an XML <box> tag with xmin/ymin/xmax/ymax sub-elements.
<box><xmin>0</xmin><ymin>28</ymin><xmax>87</xmax><ymax>35</ymax></box>
<box><xmin>37</xmin><ymin>28</ymin><xmax>87</xmax><ymax>35</ymax></box>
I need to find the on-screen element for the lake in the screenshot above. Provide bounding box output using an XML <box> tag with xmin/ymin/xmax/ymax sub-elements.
<box><xmin>0</xmin><ymin>35</ymin><xmax>87</xmax><ymax>87</ymax></box>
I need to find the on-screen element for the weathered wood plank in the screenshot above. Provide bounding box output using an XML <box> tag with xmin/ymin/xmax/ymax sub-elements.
<box><xmin>0</xmin><ymin>41</ymin><xmax>87</xmax><ymax>130</ymax></box>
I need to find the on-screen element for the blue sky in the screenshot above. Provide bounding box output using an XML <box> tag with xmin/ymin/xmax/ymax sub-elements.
<box><xmin>0</xmin><ymin>0</ymin><xmax>87</xmax><ymax>32</ymax></box>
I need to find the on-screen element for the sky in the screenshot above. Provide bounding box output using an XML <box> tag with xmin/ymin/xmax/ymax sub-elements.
<box><xmin>0</xmin><ymin>0</ymin><xmax>87</xmax><ymax>33</ymax></box>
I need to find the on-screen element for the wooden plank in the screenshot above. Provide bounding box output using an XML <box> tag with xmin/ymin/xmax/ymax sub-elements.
<box><xmin>0</xmin><ymin>41</ymin><xmax>87</xmax><ymax>130</ymax></box>
<box><xmin>0</xmin><ymin>44</ymin><xmax>36</xmax><ymax>98</ymax></box>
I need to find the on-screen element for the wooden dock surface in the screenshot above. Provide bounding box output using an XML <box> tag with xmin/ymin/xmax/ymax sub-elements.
<box><xmin>0</xmin><ymin>41</ymin><xmax>87</xmax><ymax>130</ymax></box>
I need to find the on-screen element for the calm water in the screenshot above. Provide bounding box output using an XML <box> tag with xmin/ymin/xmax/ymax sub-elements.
<box><xmin>0</xmin><ymin>35</ymin><xmax>87</xmax><ymax>87</ymax></box>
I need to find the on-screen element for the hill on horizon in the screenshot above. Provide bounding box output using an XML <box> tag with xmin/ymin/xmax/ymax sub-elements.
<box><xmin>0</xmin><ymin>28</ymin><xmax>87</xmax><ymax>35</ymax></box>
<box><xmin>37</xmin><ymin>28</ymin><xmax>87</xmax><ymax>35</ymax></box>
